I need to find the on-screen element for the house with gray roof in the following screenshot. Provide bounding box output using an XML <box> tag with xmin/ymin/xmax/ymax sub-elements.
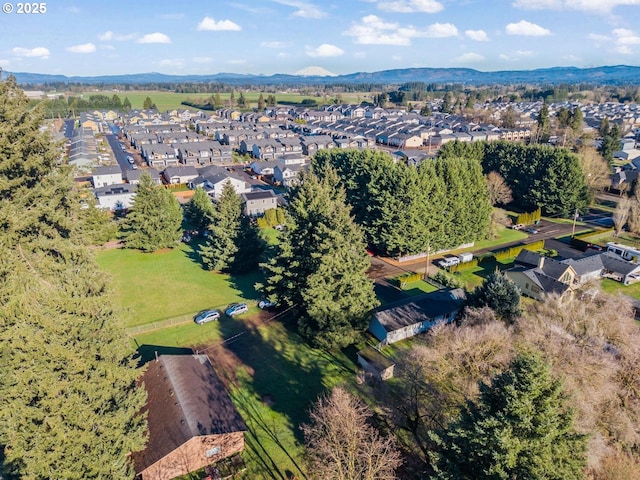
<box><xmin>92</xmin><ymin>165</ymin><xmax>122</xmax><ymax>188</ymax></box>
<box><xmin>93</xmin><ymin>183</ymin><xmax>136</xmax><ymax>211</ymax></box>
<box><xmin>506</xmin><ymin>250</ymin><xmax>576</xmax><ymax>301</ymax></box>
<box><xmin>241</xmin><ymin>189</ymin><xmax>278</xmax><ymax>216</ymax></box>
<box><xmin>274</xmin><ymin>163</ymin><xmax>307</xmax><ymax>188</ymax></box>
<box><xmin>124</xmin><ymin>168</ymin><xmax>161</xmax><ymax>185</ymax></box>
<box><xmin>189</xmin><ymin>166</ymin><xmax>251</xmax><ymax>199</ymax></box>
<box><xmin>132</xmin><ymin>354</ymin><xmax>246</xmax><ymax>480</ymax></box>
<box><xmin>163</xmin><ymin>166</ymin><xmax>199</xmax><ymax>184</ymax></box>
<box><xmin>369</xmin><ymin>288</ymin><xmax>466</xmax><ymax>345</ymax></box>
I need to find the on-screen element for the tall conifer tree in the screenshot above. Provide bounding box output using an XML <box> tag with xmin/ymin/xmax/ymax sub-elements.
<box><xmin>0</xmin><ymin>76</ymin><xmax>146</xmax><ymax>478</ymax></box>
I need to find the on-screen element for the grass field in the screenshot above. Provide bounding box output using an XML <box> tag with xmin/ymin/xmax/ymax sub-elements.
<box><xmin>601</xmin><ymin>277</ymin><xmax>640</xmax><ymax>300</ymax></box>
<box><xmin>83</xmin><ymin>90</ymin><xmax>371</xmax><ymax>112</ymax></box>
<box><xmin>451</xmin><ymin>256</ymin><xmax>519</xmax><ymax>291</ymax></box>
<box><xmin>96</xmin><ymin>245</ymin><xmax>262</xmax><ymax>327</ymax></box>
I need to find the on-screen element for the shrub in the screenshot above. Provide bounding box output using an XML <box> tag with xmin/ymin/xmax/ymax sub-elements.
<box><xmin>434</xmin><ymin>270</ymin><xmax>463</xmax><ymax>289</ymax></box>
<box><xmin>449</xmin><ymin>258</ymin><xmax>479</xmax><ymax>273</ymax></box>
<box><xmin>396</xmin><ymin>271</ymin><xmax>422</xmax><ymax>288</ymax></box>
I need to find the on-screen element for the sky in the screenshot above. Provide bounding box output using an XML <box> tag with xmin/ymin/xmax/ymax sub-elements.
<box><xmin>1</xmin><ymin>0</ymin><xmax>640</xmax><ymax>77</ymax></box>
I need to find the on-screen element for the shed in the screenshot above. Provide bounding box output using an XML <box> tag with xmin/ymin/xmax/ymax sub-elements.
<box><xmin>356</xmin><ymin>346</ymin><xmax>395</xmax><ymax>380</ymax></box>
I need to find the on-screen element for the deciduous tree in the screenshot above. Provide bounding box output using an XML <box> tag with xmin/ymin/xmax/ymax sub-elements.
<box><xmin>302</xmin><ymin>387</ymin><xmax>401</xmax><ymax>480</ymax></box>
<box><xmin>485</xmin><ymin>171</ymin><xmax>513</xmax><ymax>206</ymax></box>
<box><xmin>613</xmin><ymin>195</ymin><xmax>632</xmax><ymax>236</ymax></box>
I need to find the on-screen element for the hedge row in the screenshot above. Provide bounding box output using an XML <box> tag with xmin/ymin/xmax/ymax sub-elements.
<box><xmin>570</xmin><ymin>228</ymin><xmax>614</xmax><ymax>251</ymax></box>
<box><xmin>493</xmin><ymin>240</ymin><xmax>545</xmax><ymax>262</ymax></box>
<box><xmin>516</xmin><ymin>207</ymin><xmax>542</xmax><ymax>226</ymax></box>
<box><xmin>396</xmin><ymin>271</ymin><xmax>422</xmax><ymax>288</ymax></box>
<box><xmin>448</xmin><ymin>258</ymin><xmax>479</xmax><ymax>272</ymax></box>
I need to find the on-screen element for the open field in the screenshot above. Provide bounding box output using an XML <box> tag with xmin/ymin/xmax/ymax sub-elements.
<box><xmin>96</xmin><ymin>245</ymin><xmax>262</xmax><ymax>327</ymax></box>
<box><xmin>82</xmin><ymin>90</ymin><xmax>372</xmax><ymax>111</ymax></box>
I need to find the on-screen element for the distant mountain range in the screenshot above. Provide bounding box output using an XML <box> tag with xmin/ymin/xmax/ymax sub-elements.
<box><xmin>6</xmin><ymin>65</ymin><xmax>640</xmax><ymax>86</ymax></box>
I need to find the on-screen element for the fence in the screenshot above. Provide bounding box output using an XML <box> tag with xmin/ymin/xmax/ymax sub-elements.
<box><xmin>126</xmin><ymin>314</ymin><xmax>195</xmax><ymax>336</ymax></box>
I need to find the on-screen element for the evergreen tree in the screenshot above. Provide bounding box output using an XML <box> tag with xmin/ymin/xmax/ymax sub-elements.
<box><xmin>200</xmin><ymin>181</ymin><xmax>263</xmax><ymax>273</ymax></box>
<box><xmin>257</xmin><ymin>93</ymin><xmax>265</xmax><ymax>110</ymax></box>
<box><xmin>76</xmin><ymin>194</ymin><xmax>118</xmax><ymax>245</ymax></box>
<box><xmin>570</xmin><ymin>107</ymin><xmax>584</xmax><ymax>134</ymax></box>
<box><xmin>142</xmin><ymin>96</ymin><xmax>154</xmax><ymax>110</ymax></box>
<box><xmin>0</xmin><ymin>75</ymin><xmax>146</xmax><ymax>479</ymax></box>
<box><xmin>184</xmin><ymin>187</ymin><xmax>215</xmax><ymax>233</ymax></box>
<box><xmin>214</xmin><ymin>92</ymin><xmax>222</xmax><ymax>108</ymax></box>
<box><xmin>468</xmin><ymin>270</ymin><xmax>521</xmax><ymax>323</ymax></box>
<box><xmin>237</xmin><ymin>91</ymin><xmax>247</xmax><ymax>108</ymax></box>
<box><xmin>599</xmin><ymin>122</ymin><xmax>621</xmax><ymax>164</ymax></box>
<box><xmin>263</xmin><ymin>168</ymin><xmax>378</xmax><ymax>349</ymax></box>
<box><xmin>119</xmin><ymin>172</ymin><xmax>183</xmax><ymax>252</ymax></box>
<box><xmin>536</xmin><ymin>102</ymin><xmax>551</xmax><ymax>143</ymax></box>
<box><xmin>122</xmin><ymin>97</ymin><xmax>132</xmax><ymax>111</ymax></box>
<box><xmin>435</xmin><ymin>352</ymin><xmax>587</xmax><ymax>480</ymax></box>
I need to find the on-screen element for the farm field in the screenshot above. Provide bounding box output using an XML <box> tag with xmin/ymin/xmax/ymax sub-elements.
<box><xmin>81</xmin><ymin>90</ymin><xmax>373</xmax><ymax>111</ymax></box>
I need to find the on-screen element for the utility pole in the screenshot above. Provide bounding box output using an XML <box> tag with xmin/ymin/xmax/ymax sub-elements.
<box><xmin>424</xmin><ymin>243</ymin><xmax>430</xmax><ymax>279</ymax></box>
<box><xmin>571</xmin><ymin>208</ymin><xmax>579</xmax><ymax>238</ymax></box>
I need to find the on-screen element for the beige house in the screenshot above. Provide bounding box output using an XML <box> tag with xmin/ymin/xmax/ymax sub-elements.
<box><xmin>133</xmin><ymin>354</ymin><xmax>246</xmax><ymax>480</ymax></box>
<box><xmin>506</xmin><ymin>251</ymin><xmax>576</xmax><ymax>301</ymax></box>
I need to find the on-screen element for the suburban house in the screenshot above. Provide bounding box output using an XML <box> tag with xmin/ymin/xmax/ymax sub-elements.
<box><xmin>92</xmin><ymin>165</ymin><xmax>123</xmax><ymax>188</ymax></box>
<box><xmin>176</xmin><ymin>141</ymin><xmax>232</xmax><ymax>165</ymax></box>
<box><xmin>143</xmin><ymin>144</ymin><xmax>179</xmax><ymax>168</ymax></box>
<box><xmin>132</xmin><ymin>354</ymin><xmax>246</xmax><ymax>480</ymax></box>
<box><xmin>163</xmin><ymin>166</ymin><xmax>199</xmax><ymax>185</ymax></box>
<box><xmin>241</xmin><ymin>189</ymin><xmax>278</xmax><ymax>216</ymax></box>
<box><xmin>368</xmin><ymin>288</ymin><xmax>466</xmax><ymax>345</ymax></box>
<box><xmin>93</xmin><ymin>184</ymin><xmax>136</xmax><ymax>211</ymax></box>
<box><xmin>566</xmin><ymin>251</ymin><xmax>640</xmax><ymax>285</ymax></box>
<box><xmin>506</xmin><ymin>250</ymin><xmax>576</xmax><ymax>301</ymax></box>
<box><xmin>125</xmin><ymin>168</ymin><xmax>161</xmax><ymax>185</ymax></box>
<box><xmin>189</xmin><ymin>166</ymin><xmax>251</xmax><ymax>199</ymax></box>
<box><xmin>273</xmin><ymin>163</ymin><xmax>307</xmax><ymax>188</ymax></box>
<box><xmin>249</xmin><ymin>160</ymin><xmax>279</xmax><ymax>176</ymax></box>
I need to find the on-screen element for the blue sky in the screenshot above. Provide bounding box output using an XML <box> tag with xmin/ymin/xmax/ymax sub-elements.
<box><xmin>1</xmin><ymin>0</ymin><xmax>640</xmax><ymax>76</ymax></box>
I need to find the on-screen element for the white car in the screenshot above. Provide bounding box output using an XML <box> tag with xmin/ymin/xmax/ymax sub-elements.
<box><xmin>225</xmin><ymin>303</ymin><xmax>249</xmax><ymax>316</ymax></box>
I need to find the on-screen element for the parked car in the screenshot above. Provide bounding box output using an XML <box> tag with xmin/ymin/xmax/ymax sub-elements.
<box><xmin>225</xmin><ymin>303</ymin><xmax>249</xmax><ymax>316</ymax></box>
<box><xmin>437</xmin><ymin>255</ymin><xmax>460</xmax><ymax>268</ymax></box>
<box><xmin>194</xmin><ymin>309</ymin><xmax>221</xmax><ymax>325</ymax></box>
<box><xmin>511</xmin><ymin>223</ymin><xmax>525</xmax><ymax>230</ymax></box>
<box><xmin>126</xmin><ymin>156</ymin><xmax>134</xmax><ymax>164</ymax></box>
<box><xmin>258</xmin><ymin>299</ymin><xmax>277</xmax><ymax>309</ymax></box>
<box><xmin>525</xmin><ymin>227</ymin><xmax>539</xmax><ymax>234</ymax></box>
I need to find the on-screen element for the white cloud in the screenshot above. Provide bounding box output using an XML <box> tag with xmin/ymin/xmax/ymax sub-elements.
<box><xmin>277</xmin><ymin>52</ymin><xmax>290</xmax><ymax>58</ymax></box>
<box><xmin>615</xmin><ymin>45</ymin><xmax>633</xmax><ymax>54</ymax></box>
<box><xmin>423</xmin><ymin>22</ymin><xmax>458</xmax><ymax>38</ymax></box>
<box><xmin>272</xmin><ymin>0</ymin><xmax>327</xmax><ymax>18</ymax></box>
<box><xmin>588</xmin><ymin>33</ymin><xmax>610</xmax><ymax>41</ymax></box>
<box><xmin>344</xmin><ymin>15</ymin><xmax>457</xmax><ymax>45</ymax></box>
<box><xmin>197</xmin><ymin>16</ymin><xmax>242</xmax><ymax>31</ymax></box>
<box><xmin>98</xmin><ymin>31</ymin><xmax>137</xmax><ymax>42</ymax></box>
<box><xmin>66</xmin><ymin>43</ymin><xmax>96</xmax><ymax>54</ymax></box>
<box><xmin>260</xmin><ymin>41</ymin><xmax>291</xmax><ymax>48</ymax></box>
<box><xmin>158</xmin><ymin>58</ymin><xmax>184</xmax><ymax>68</ymax></box>
<box><xmin>465</xmin><ymin>29</ymin><xmax>489</xmax><ymax>41</ymax></box>
<box><xmin>455</xmin><ymin>52</ymin><xmax>485</xmax><ymax>63</ymax></box>
<box><xmin>12</xmin><ymin>47</ymin><xmax>49</xmax><ymax>58</ymax></box>
<box><xmin>137</xmin><ymin>32</ymin><xmax>171</xmax><ymax>44</ymax></box>
<box><xmin>227</xmin><ymin>59</ymin><xmax>247</xmax><ymax>64</ymax></box>
<box><xmin>376</xmin><ymin>0</ymin><xmax>444</xmax><ymax>13</ymax></box>
<box><xmin>505</xmin><ymin>20</ymin><xmax>551</xmax><ymax>36</ymax></box>
<box><xmin>0</xmin><ymin>60</ymin><xmax>10</xmax><ymax>67</ymax></box>
<box><xmin>306</xmin><ymin>43</ymin><xmax>344</xmax><ymax>57</ymax></box>
<box><xmin>392</xmin><ymin>54</ymin><xmax>403</xmax><ymax>61</ymax></box>
<box><xmin>613</xmin><ymin>28</ymin><xmax>640</xmax><ymax>44</ymax></box>
<box><xmin>512</xmin><ymin>0</ymin><xmax>640</xmax><ymax>14</ymax></box>
<box><xmin>193</xmin><ymin>56</ymin><xmax>214</xmax><ymax>63</ymax></box>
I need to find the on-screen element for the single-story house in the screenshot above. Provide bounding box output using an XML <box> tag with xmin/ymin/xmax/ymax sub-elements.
<box><xmin>356</xmin><ymin>346</ymin><xmax>395</xmax><ymax>381</ymax></box>
<box><xmin>92</xmin><ymin>165</ymin><xmax>122</xmax><ymax>188</ymax></box>
<box><xmin>132</xmin><ymin>354</ymin><xmax>246</xmax><ymax>480</ymax></box>
<box><xmin>93</xmin><ymin>184</ymin><xmax>136</xmax><ymax>211</ymax></box>
<box><xmin>163</xmin><ymin>165</ymin><xmax>199</xmax><ymax>185</ymax></box>
<box><xmin>506</xmin><ymin>251</ymin><xmax>576</xmax><ymax>301</ymax></box>
<box><xmin>241</xmin><ymin>189</ymin><xmax>278</xmax><ymax>216</ymax></box>
<box><xmin>368</xmin><ymin>288</ymin><xmax>466</xmax><ymax>345</ymax></box>
<box><xmin>563</xmin><ymin>250</ymin><xmax>640</xmax><ymax>285</ymax></box>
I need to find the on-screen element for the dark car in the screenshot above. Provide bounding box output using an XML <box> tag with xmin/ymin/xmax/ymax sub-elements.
<box><xmin>225</xmin><ymin>303</ymin><xmax>249</xmax><ymax>316</ymax></box>
<box><xmin>194</xmin><ymin>309</ymin><xmax>221</xmax><ymax>325</ymax></box>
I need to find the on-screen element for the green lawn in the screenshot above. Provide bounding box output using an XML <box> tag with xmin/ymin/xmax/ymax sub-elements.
<box><xmin>401</xmin><ymin>279</ymin><xmax>439</xmax><ymax>296</ymax></box>
<box><xmin>601</xmin><ymin>278</ymin><xmax>640</xmax><ymax>300</ymax></box>
<box><xmin>452</xmin><ymin>257</ymin><xmax>518</xmax><ymax>291</ymax></box>
<box><xmin>96</xmin><ymin>245</ymin><xmax>262</xmax><ymax>327</ymax></box>
<box><xmin>81</xmin><ymin>90</ymin><xmax>372</xmax><ymax>112</ymax></box>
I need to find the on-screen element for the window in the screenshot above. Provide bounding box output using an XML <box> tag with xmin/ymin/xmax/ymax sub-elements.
<box><xmin>206</xmin><ymin>446</ymin><xmax>221</xmax><ymax>458</ymax></box>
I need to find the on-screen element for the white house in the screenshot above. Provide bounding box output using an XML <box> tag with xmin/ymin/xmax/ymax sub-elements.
<box><xmin>92</xmin><ymin>165</ymin><xmax>123</xmax><ymax>188</ymax></box>
<box><xmin>93</xmin><ymin>184</ymin><xmax>136</xmax><ymax>211</ymax></box>
<box><xmin>274</xmin><ymin>163</ymin><xmax>307</xmax><ymax>188</ymax></box>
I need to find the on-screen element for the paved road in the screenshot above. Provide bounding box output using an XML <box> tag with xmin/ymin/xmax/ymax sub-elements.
<box><xmin>105</xmin><ymin>133</ymin><xmax>135</xmax><ymax>171</ymax></box>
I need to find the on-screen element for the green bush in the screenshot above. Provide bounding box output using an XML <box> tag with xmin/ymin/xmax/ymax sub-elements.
<box><xmin>257</xmin><ymin>217</ymin><xmax>269</xmax><ymax>228</ymax></box>
<box><xmin>493</xmin><ymin>240</ymin><xmax>545</xmax><ymax>262</ymax></box>
<box><xmin>434</xmin><ymin>270</ymin><xmax>463</xmax><ymax>289</ymax></box>
<box><xmin>516</xmin><ymin>206</ymin><xmax>542</xmax><ymax>226</ymax></box>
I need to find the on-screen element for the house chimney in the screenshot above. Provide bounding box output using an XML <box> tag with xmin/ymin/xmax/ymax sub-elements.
<box><xmin>538</xmin><ymin>256</ymin><xmax>545</xmax><ymax>269</ymax></box>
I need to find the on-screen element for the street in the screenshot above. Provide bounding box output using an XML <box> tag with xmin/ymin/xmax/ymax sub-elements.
<box><xmin>105</xmin><ymin>133</ymin><xmax>136</xmax><ymax>171</ymax></box>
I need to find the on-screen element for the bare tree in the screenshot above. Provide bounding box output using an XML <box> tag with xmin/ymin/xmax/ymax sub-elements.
<box><xmin>485</xmin><ymin>171</ymin><xmax>513</xmax><ymax>206</ymax></box>
<box><xmin>302</xmin><ymin>387</ymin><xmax>401</xmax><ymax>480</ymax></box>
<box><xmin>577</xmin><ymin>147</ymin><xmax>612</xmax><ymax>203</ymax></box>
<box><xmin>613</xmin><ymin>195</ymin><xmax>632</xmax><ymax>236</ymax></box>
<box><xmin>628</xmin><ymin>181</ymin><xmax>640</xmax><ymax>234</ymax></box>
